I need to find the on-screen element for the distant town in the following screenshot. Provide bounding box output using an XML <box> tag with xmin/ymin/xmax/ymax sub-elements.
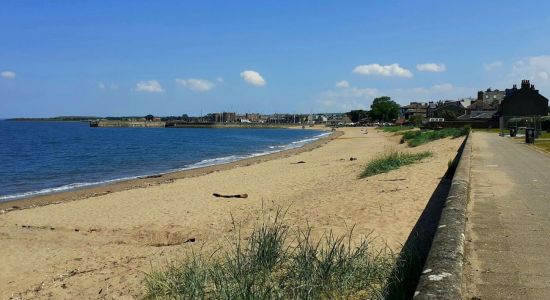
<box><xmin>8</xmin><ymin>79</ymin><xmax>549</xmax><ymax>129</ymax></box>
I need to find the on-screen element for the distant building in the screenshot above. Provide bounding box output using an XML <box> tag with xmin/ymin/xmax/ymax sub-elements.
<box><xmin>430</xmin><ymin>101</ymin><xmax>466</xmax><ymax>120</ymax></box>
<box><xmin>401</xmin><ymin>102</ymin><xmax>428</xmax><ymax>119</ymax></box>
<box><xmin>461</xmin><ymin>100</ymin><xmax>498</xmax><ymax>120</ymax></box>
<box><xmin>245</xmin><ymin>113</ymin><xmax>260</xmax><ymax>122</ymax></box>
<box><xmin>477</xmin><ymin>88</ymin><xmax>505</xmax><ymax>105</ymax></box>
<box><xmin>500</xmin><ymin>80</ymin><xmax>549</xmax><ymax>117</ymax></box>
<box><xmin>210</xmin><ymin>112</ymin><xmax>237</xmax><ymax>123</ymax></box>
<box><xmin>327</xmin><ymin>114</ymin><xmax>352</xmax><ymax>126</ymax></box>
<box><xmin>307</xmin><ymin>114</ymin><xmax>328</xmax><ymax>124</ymax></box>
<box><xmin>458</xmin><ymin>97</ymin><xmax>474</xmax><ymax>108</ymax></box>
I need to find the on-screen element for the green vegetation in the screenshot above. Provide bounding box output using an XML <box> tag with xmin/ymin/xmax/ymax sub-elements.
<box><xmin>360</xmin><ymin>151</ymin><xmax>432</xmax><ymax>178</ymax></box>
<box><xmin>533</xmin><ymin>141</ymin><xmax>550</xmax><ymax>153</ymax></box>
<box><xmin>145</xmin><ymin>212</ymin><xmax>394</xmax><ymax>299</ymax></box>
<box><xmin>408</xmin><ymin>115</ymin><xmax>425</xmax><ymax>127</ymax></box>
<box><xmin>378</xmin><ymin>125</ymin><xmax>415</xmax><ymax>133</ymax></box>
<box><xmin>473</xmin><ymin>128</ymin><xmax>501</xmax><ymax>133</ymax></box>
<box><xmin>345</xmin><ymin>96</ymin><xmax>400</xmax><ymax>123</ymax></box>
<box><xmin>346</xmin><ymin>109</ymin><xmax>369</xmax><ymax>123</ymax></box>
<box><xmin>369</xmin><ymin>96</ymin><xmax>400</xmax><ymax>122</ymax></box>
<box><xmin>401</xmin><ymin>127</ymin><xmax>470</xmax><ymax>147</ymax></box>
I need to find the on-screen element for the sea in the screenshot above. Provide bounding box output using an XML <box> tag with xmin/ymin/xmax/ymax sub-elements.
<box><xmin>0</xmin><ymin>121</ymin><xmax>328</xmax><ymax>202</ymax></box>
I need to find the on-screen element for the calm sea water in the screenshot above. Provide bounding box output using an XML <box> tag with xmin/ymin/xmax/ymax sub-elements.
<box><xmin>0</xmin><ymin>121</ymin><xmax>327</xmax><ymax>201</ymax></box>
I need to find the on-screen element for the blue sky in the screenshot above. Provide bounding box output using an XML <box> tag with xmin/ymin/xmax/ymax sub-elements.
<box><xmin>1</xmin><ymin>0</ymin><xmax>550</xmax><ymax>118</ymax></box>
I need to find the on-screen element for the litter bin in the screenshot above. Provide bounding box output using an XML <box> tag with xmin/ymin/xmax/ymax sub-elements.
<box><xmin>509</xmin><ymin>127</ymin><xmax>517</xmax><ymax>137</ymax></box>
<box><xmin>525</xmin><ymin>127</ymin><xmax>535</xmax><ymax>144</ymax></box>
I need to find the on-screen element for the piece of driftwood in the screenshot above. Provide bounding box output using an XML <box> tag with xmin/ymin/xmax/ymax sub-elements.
<box><xmin>212</xmin><ymin>193</ymin><xmax>248</xmax><ymax>199</ymax></box>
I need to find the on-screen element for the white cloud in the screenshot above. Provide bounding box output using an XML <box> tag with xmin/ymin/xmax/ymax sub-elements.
<box><xmin>511</xmin><ymin>56</ymin><xmax>550</xmax><ymax>82</ymax></box>
<box><xmin>390</xmin><ymin>83</ymin><xmax>470</xmax><ymax>103</ymax></box>
<box><xmin>353</xmin><ymin>63</ymin><xmax>413</xmax><ymax>78</ymax></box>
<box><xmin>135</xmin><ymin>80</ymin><xmax>164</xmax><ymax>93</ymax></box>
<box><xmin>335</xmin><ymin>80</ymin><xmax>350</xmax><ymax>88</ymax></box>
<box><xmin>1</xmin><ymin>71</ymin><xmax>16</xmax><ymax>79</ymax></box>
<box><xmin>217</xmin><ymin>77</ymin><xmax>224</xmax><ymax>83</ymax></box>
<box><xmin>431</xmin><ymin>83</ymin><xmax>454</xmax><ymax>92</ymax></box>
<box><xmin>318</xmin><ymin>84</ymin><xmax>380</xmax><ymax>111</ymax></box>
<box><xmin>240</xmin><ymin>70</ymin><xmax>266</xmax><ymax>86</ymax></box>
<box><xmin>175</xmin><ymin>78</ymin><xmax>215</xmax><ymax>92</ymax></box>
<box><xmin>484</xmin><ymin>61</ymin><xmax>503</xmax><ymax>71</ymax></box>
<box><xmin>98</xmin><ymin>82</ymin><xmax>118</xmax><ymax>91</ymax></box>
<box><xmin>416</xmin><ymin>63</ymin><xmax>446</xmax><ymax>72</ymax></box>
<box><xmin>407</xmin><ymin>83</ymin><xmax>455</xmax><ymax>94</ymax></box>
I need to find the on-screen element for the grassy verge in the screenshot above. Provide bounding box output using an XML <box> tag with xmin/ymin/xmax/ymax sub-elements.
<box><xmin>473</xmin><ymin>128</ymin><xmax>501</xmax><ymax>133</ymax></box>
<box><xmin>401</xmin><ymin>127</ymin><xmax>470</xmax><ymax>147</ymax></box>
<box><xmin>533</xmin><ymin>141</ymin><xmax>550</xmax><ymax>153</ymax></box>
<box><xmin>360</xmin><ymin>151</ymin><xmax>432</xmax><ymax>178</ymax></box>
<box><xmin>378</xmin><ymin>125</ymin><xmax>415</xmax><ymax>133</ymax></box>
<box><xmin>145</xmin><ymin>212</ymin><xmax>394</xmax><ymax>299</ymax></box>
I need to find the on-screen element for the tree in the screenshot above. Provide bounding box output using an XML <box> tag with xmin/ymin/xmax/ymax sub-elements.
<box><xmin>145</xmin><ymin>114</ymin><xmax>154</xmax><ymax>121</ymax></box>
<box><xmin>369</xmin><ymin>96</ymin><xmax>400</xmax><ymax>122</ymax></box>
<box><xmin>409</xmin><ymin>115</ymin><xmax>425</xmax><ymax>126</ymax></box>
<box><xmin>346</xmin><ymin>110</ymin><xmax>369</xmax><ymax>122</ymax></box>
<box><xmin>441</xmin><ymin>109</ymin><xmax>458</xmax><ymax>120</ymax></box>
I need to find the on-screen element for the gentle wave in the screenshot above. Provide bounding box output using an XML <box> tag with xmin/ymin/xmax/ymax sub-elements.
<box><xmin>0</xmin><ymin>131</ymin><xmax>331</xmax><ymax>202</ymax></box>
<box><xmin>0</xmin><ymin>176</ymin><xmax>140</xmax><ymax>202</ymax></box>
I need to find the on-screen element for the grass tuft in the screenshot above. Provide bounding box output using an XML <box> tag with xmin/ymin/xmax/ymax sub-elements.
<box><xmin>402</xmin><ymin>126</ymin><xmax>470</xmax><ymax>147</ymax></box>
<box><xmin>144</xmin><ymin>211</ymin><xmax>394</xmax><ymax>299</ymax></box>
<box><xmin>378</xmin><ymin>126</ymin><xmax>415</xmax><ymax>133</ymax></box>
<box><xmin>360</xmin><ymin>151</ymin><xmax>432</xmax><ymax>178</ymax></box>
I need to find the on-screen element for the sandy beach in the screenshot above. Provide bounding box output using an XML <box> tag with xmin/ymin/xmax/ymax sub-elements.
<box><xmin>0</xmin><ymin>127</ymin><xmax>464</xmax><ymax>299</ymax></box>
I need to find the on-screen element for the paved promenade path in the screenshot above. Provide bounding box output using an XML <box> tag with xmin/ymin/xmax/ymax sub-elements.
<box><xmin>463</xmin><ymin>132</ymin><xmax>550</xmax><ymax>299</ymax></box>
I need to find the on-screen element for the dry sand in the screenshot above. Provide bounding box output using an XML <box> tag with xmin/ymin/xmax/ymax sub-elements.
<box><xmin>0</xmin><ymin>127</ymin><xmax>463</xmax><ymax>299</ymax></box>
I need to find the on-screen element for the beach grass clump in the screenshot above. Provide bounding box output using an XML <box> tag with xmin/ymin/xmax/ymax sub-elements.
<box><xmin>144</xmin><ymin>213</ymin><xmax>394</xmax><ymax>299</ymax></box>
<box><xmin>402</xmin><ymin>126</ymin><xmax>470</xmax><ymax>147</ymax></box>
<box><xmin>360</xmin><ymin>151</ymin><xmax>432</xmax><ymax>178</ymax></box>
<box><xmin>378</xmin><ymin>125</ymin><xmax>415</xmax><ymax>133</ymax></box>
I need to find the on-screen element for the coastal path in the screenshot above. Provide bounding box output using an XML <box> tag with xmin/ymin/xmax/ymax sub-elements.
<box><xmin>463</xmin><ymin>132</ymin><xmax>550</xmax><ymax>299</ymax></box>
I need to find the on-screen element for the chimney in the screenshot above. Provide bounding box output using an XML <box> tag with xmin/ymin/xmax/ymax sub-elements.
<box><xmin>521</xmin><ymin>79</ymin><xmax>530</xmax><ymax>89</ymax></box>
<box><xmin>477</xmin><ymin>91</ymin><xmax>483</xmax><ymax>100</ymax></box>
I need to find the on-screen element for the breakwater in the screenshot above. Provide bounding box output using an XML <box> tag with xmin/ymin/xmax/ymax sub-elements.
<box><xmin>90</xmin><ymin>120</ymin><xmax>166</xmax><ymax>128</ymax></box>
<box><xmin>90</xmin><ymin>120</ymin><xmax>310</xmax><ymax>129</ymax></box>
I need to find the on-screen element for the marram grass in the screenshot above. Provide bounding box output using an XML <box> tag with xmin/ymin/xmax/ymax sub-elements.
<box><xmin>378</xmin><ymin>125</ymin><xmax>416</xmax><ymax>133</ymax></box>
<box><xmin>144</xmin><ymin>211</ymin><xmax>394</xmax><ymax>299</ymax></box>
<box><xmin>401</xmin><ymin>127</ymin><xmax>470</xmax><ymax>147</ymax></box>
<box><xmin>360</xmin><ymin>151</ymin><xmax>432</xmax><ymax>178</ymax></box>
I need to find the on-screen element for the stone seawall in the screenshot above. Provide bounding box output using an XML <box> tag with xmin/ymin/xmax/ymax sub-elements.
<box><xmin>90</xmin><ymin>120</ymin><xmax>166</xmax><ymax>128</ymax></box>
<box><xmin>414</xmin><ymin>133</ymin><xmax>472</xmax><ymax>299</ymax></box>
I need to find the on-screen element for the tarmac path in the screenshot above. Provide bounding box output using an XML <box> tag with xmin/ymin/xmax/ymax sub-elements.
<box><xmin>463</xmin><ymin>132</ymin><xmax>550</xmax><ymax>299</ymax></box>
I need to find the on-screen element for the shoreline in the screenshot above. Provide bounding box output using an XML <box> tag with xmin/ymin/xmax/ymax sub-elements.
<box><xmin>0</xmin><ymin>129</ymin><xmax>342</xmax><ymax>212</ymax></box>
<box><xmin>0</xmin><ymin>127</ymin><xmax>465</xmax><ymax>299</ymax></box>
